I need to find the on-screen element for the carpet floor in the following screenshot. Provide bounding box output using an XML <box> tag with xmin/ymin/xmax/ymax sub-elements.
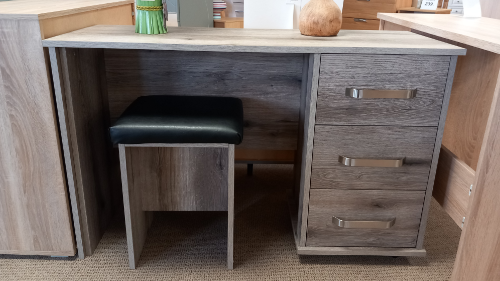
<box><xmin>0</xmin><ymin>164</ymin><xmax>461</xmax><ymax>281</ymax></box>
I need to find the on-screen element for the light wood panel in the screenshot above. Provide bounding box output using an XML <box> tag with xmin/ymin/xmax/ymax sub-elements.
<box><xmin>433</xmin><ymin>146</ymin><xmax>475</xmax><ymax>228</ymax></box>
<box><xmin>317</xmin><ymin>54</ymin><xmax>451</xmax><ymax>126</ymax></box>
<box><xmin>377</xmin><ymin>13</ymin><xmax>500</xmax><ymax>54</ymax></box>
<box><xmin>379</xmin><ymin>20</ymin><xmax>411</xmax><ymax>31</ymax></box>
<box><xmin>296</xmin><ymin>54</ymin><xmax>321</xmax><ymax>247</ymax></box>
<box><xmin>0</xmin><ymin>20</ymin><xmax>74</xmax><ymax>256</ymax></box>
<box><xmin>127</xmin><ymin>147</ymin><xmax>229</xmax><ymax>211</ymax></box>
<box><xmin>0</xmin><ymin>0</ymin><xmax>133</xmax><ymax>20</ymax></box>
<box><xmin>311</xmin><ymin>126</ymin><xmax>437</xmax><ymax>190</ymax></box>
<box><xmin>306</xmin><ymin>189</ymin><xmax>425</xmax><ymax>247</ymax></box>
<box><xmin>40</xmin><ymin>4</ymin><xmax>133</xmax><ymax>39</ymax></box>
<box><xmin>343</xmin><ymin>0</ymin><xmax>412</xmax><ymax>20</ymax></box>
<box><xmin>49</xmin><ymin>47</ymin><xmax>113</xmax><ymax>258</ymax></box>
<box><xmin>440</xmin><ymin>45</ymin><xmax>500</xmax><ymax>170</ymax></box>
<box><xmin>42</xmin><ymin>25</ymin><xmax>466</xmax><ymax>56</ymax></box>
<box><xmin>451</xmin><ymin>55</ymin><xmax>500</xmax><ymax>281</ymax></box>
<box><xmin>105</xmin><ymin>50</ymin><xmax>303</xmax><ymax>151</ymax></box>
<box><xmin>481</xmin><ymin>0</ymin><xmax>500</xmax><ymax>20</ymax></box>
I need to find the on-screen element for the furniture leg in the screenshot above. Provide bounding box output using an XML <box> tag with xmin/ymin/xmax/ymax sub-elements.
<box><xmin>119</xmin><ymin>144</ymin><xmax>150</xmax><ymax>269</ymax></box>
<box><xmin>228</xmin><ymin>144</ymin><xmax>235</xmax><ymax>269</ymax></box>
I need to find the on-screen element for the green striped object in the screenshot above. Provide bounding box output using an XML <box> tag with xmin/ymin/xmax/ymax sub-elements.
<box><xmin>136</xmin><ymin>0</ymin><xmax>167</xmax><ymax>35</ymax></box>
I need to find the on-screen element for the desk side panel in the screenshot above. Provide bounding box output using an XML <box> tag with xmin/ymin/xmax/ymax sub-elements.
<box><xmin>0</xmin><ymin>19</ymin><xmax>75</xmax><ymax>255</ymax></box>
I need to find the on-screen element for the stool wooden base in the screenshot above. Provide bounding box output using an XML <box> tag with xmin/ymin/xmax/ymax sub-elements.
<box><xmin>118</xmin><ymin>143</ymin><xmax>235</xmax><ymax>269</ymax></box>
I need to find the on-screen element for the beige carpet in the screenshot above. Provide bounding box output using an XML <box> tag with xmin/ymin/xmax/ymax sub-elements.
<box><xmin>0</xmin><ymin>165</ymin><xmax>461</xmax><ymax>281</ymax></box>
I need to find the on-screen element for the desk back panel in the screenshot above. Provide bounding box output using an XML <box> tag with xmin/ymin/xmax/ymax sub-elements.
<box><xmin>104</xmin><ymin>50</ymin><xmax>303</xmax><ymax>151</ymax></box>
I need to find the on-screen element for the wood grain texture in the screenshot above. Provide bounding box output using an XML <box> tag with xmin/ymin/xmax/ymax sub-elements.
<box><xmin>433</xmin><ymin>146</ymin><xmax>474</xmax><ymax>228</ymax></box>
<box><xmin>377</xmin><ymin>13</ymin><xmax>500</xmax><ymax>54</ymax></box>
<box><xmin>451</xmin><ymin>54</ymin><xmax>500</xmax><ymax>281</ymax></box>
<box><xmin>119</xmin><ymin>145</ymin><xmax>152</xmax><ymax>269</ymax></box>
<box><xmin>297</xmin><ymin>54</ymin><xmax>321</xmax><ymax>247</ymax></box>
<box><xmin>311</xmin><ymin>126</ymin><xmax>437</xmax><ymax>190</ymax></box>
<box><xmin>50</xmin><ymin>47</ymin><xmax>114</xmax><ymax>257</ymax></box>
<box><xmin>105</xmin><ymin>50</ymin><xmax>303</xmax><ymax>151</ymax></box>
<box><xmin>0</xmin><ymin>20</ymin><xmax>74</xmax><ymax>256</ymax></box>
<box><xmin>227</xmin><ymin>144</ymin><xmax>234</xmax><ymax>270</ymax></box>
<box><xmin>306</xmin><ymin>189</ymin><xmax>425</xmax><ymax>247</ymax></box>
<box><xmin>0</xmin><ymin>0</ymin><xmax>134</xmax><ymax>20</ymax></box>
<box><xmin>299</xmin><ymin>0</ymin><xmax>342</xmax><ymax>37</ymax></box>
<box><xmin>341</xmin><ymin>18</ymin><xmax>381</xmax><ymax>30</ymax></box>
<box><xmin>379</xmin><ymin>19</ymin><xmax>411</xmax><ymax>31</ymax></box>
<box><xmin>415</xmin><ymin>55</ymin><xmax>457</xmax><ymax>249</ymax></box>
<box><xmin>235</xmin><ymin>149</ymin><xmax>295</xmax><ymax>163</ymax></box>
<box><xmin>343</xmin><ymin>0</ymin><xmax>412</xmax><ymax>20</ymax></box>
<box><xmin>127</xmin><ymin>147</ymin><xmax>229</xmax><ymax>212</ymax></box>
<box><xmin>317</xmin><ymin>54</ymin><xmax>451</xmax><ymax>126</ymax></box>
<box><xmin>42</xmin><ymin>25</ymin><xmax>466</xmax><ymax>56</ymax></box>
<box><xmin>39</xmin><ymin>4</ymin><xmax>133</xmax><ymax>39</ymax></box>
<box><xmin>481</xmin><ymin>0</ymin><xmax>500</xmax><ymax>20</ymax></box>
<box><xmin>440</xmin><ymin>45</ymin><xmax>500</xmax><ymax>170</ymax></box>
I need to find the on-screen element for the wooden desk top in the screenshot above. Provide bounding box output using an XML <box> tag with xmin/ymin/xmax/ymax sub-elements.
<box><xmin>42</xmin><ymin>25</ymin><xmax>465</xmax><ymax>55</ymax></box>
<box><xmin>378</xmin><ymin>13</ymin><xmax>500</xmax><ymax>54</ymax></box>
<box><xmin>0</xmin><ymin>0</ymin><xmax>133</xmax><ymax>20</ymax></box>
<box><xmin>397</xmin><ymin>7</ymin><xmax>452</xmax><ymax>14</ymax></box>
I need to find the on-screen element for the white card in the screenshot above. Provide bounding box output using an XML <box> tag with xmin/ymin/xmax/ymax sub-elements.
<box><xmin>420</xmin><ymin>0</ymin><xmax>438</xmax><ymax>10</ymax></box>
<box><xmin>463</xmin><ymin>0</ymin><xmax>482</xmax><ymax>18</ymax></box>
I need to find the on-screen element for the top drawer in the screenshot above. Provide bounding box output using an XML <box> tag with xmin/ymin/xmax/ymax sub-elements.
<box><xmin>317</xmin><ymin>55</ymin><xmax>451</xmax><ymax>126</ymax></box>
<box><xmin>342</xmin><ymin>0</ymin><xmax>399</xmax><ymax>20</ymax></box>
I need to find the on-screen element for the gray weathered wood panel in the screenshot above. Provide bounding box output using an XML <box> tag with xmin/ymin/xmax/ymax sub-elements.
<box><xmin>306</xmin><ymin>189</ymin><xmax>425</xmax><ymax>247</ymax></box>
<box><xmin>105</xmin><ymin>50</ymin><xmax>303</xmax><ymax>150</ymax></box>
<box><xmin>50</xmin><ymin>47</ymin><xmax>113</xmax><ymax>257</ymax></box>
<box><xmin>311</xmin><ymin>125</ymin><xmax>437</xmax><ymax>190</ymax></box>
<box><xmin>129</xmin><ymin>147</ymin><xmax>229</xmax><ymax>211</ymax></box>
<box><xmin>317</xmin><ymin>54</ymin><xmax>451</xmax><ymax>126</ymax></box>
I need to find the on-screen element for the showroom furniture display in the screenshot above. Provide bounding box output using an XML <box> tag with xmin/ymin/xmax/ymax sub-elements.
<box><xmin>341</xmin><ymin>0</ymin><xmax>413</xmax><ymax>30</ymax></box>
<box><xmin>0</xmin><ymin>0</ymin><xmax>134</xmax><ymax>257</ymax></box>
<box><xmin>109</xmin><ymin>95</ymin><xmax>244</xmax><ymax>269</ymax></box>
<box><xmin>43</xmin><ymin>26</ymin><xmax>463</xmax><ymax>261</ymax></box>
<box><xmin>379</xmin><ymin>12</ymin><xmax>500</xmax><ymax>281</ymax></box>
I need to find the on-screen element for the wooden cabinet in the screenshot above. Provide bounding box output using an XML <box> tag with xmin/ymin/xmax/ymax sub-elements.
<box><xmin>293</xmin><ymin>52</ymin><xmax>458</xmax><ymax>256</ymax></box>
<box><xmin>0</xmin><ymin>0</ymin><xmax>134</xmax><ymax>257</ymax></box>
<box><xmin>214</xmin><ymin>17</ymin><xmax>244</xmax><ymax>28</ymax></box>
<box><xmin>342</xmin><ymin>0</ymin><xmax>413</xmax><ymax>30</ymax></box>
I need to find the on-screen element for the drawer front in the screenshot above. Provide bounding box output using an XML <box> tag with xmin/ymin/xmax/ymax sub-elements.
<box><xmin>343</xmin><ymin>0</ymin><xmax>397</xmax><ymax>20</ymax></box>
<box><xmin>306</xmin><ymin>189</ymin><xmax>425</xmax><ymax>247</ymax></box>
<box><xmin>341</xmin><ymin>17</ymin><xmax>380</xmax><ymax>30</ymax></box>
<box><xmin>311</xmin><ymin>125</ymin><xmax>437</xmax><ymax>190</ymax></box>
<box><xmin>317</xmin><ymin>55</ymin><xmax>451</xmax><ymax>126</ymax></box>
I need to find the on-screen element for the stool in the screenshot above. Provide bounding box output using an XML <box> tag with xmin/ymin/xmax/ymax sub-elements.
<box><xmin>110</xmin><ymin>96</ymin><xmax>244</xmax><ymax>270</ymax></box>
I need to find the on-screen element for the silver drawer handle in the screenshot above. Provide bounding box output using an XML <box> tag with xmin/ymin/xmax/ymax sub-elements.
<box><xmin>333</xmin><ymin>216</ymin><xmax>396</xmax><ymax>229</ymax></box>
<box><xmin>354</xmin><ymin>18</ymin><xmax>367</xmax><ymax>22</ymax></box>
<box><xmin>346</xmin><ymin>88</ymin><xmax>417</xmax><ymax>99</ymax></box>
<box><xmin>338</xmin><ymin>156</ymin><xmax>405</xmax><ymax>167</ymax></box>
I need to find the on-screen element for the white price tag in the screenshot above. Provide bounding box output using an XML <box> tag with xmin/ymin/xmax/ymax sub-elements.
<box><xmin>420</xmin><ymin>0</ymin><xmax>438</xmax><ymax>10</ymax></box>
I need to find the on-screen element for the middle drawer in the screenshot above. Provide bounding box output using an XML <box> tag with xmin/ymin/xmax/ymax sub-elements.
<box><xmin>311</xmin><ymin>125</ymin><xmax>437</xmax><ymax>190</ymax></box>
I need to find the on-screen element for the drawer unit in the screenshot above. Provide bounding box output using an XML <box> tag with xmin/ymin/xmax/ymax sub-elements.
<box><xmin>341</xmin><ymin>0</ymin><xmax>412</xmax><ymax>30</ymax></box>
<box><xmin>343</xmin><ymin>0</ymin><xmax>400</xmax><ymax>20</ymax></box>
<box><xmin>311</xmin><ymin>125</ymin><xmax>437</xmax><ymax>190</ymax></box>
<box><xmin>306</xmin><ymin>189</ymin><xmax>425</xmax><ymax>247</ymax></box>
<box><xmin>341</xmin><ymin>17</ymin><xmax>380</xmax><ymax>30</ymax></box>
<box><xmin>317</xmin><ymin>54</ymin><xmax>451</xmax><ymax>126</ymax></box>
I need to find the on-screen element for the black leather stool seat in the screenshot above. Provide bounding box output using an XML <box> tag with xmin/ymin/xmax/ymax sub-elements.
<box><xmin>110</xmin><ymin>96</ymin><xmax>244</xmax><ymax>145</ymax></box>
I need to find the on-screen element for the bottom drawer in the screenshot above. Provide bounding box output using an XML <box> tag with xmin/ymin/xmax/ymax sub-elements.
<box><xmin>306</xmin><ymin>189</ymin><xmax>425</xmax><ymax>247</ymax></box>
<box><xmin>341</xmin><ymin>17</ymin><xmax>380</xmax><ymax>30</ymax></box>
